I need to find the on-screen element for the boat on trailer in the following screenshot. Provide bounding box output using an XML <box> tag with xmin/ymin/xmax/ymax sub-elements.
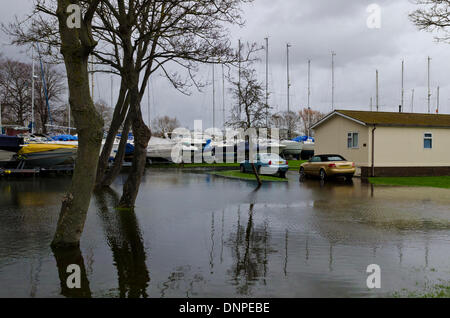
<box><xmin>15</xmin><ymin>143</ymin><xmax>77</xmax><ymax>168</ymax></box>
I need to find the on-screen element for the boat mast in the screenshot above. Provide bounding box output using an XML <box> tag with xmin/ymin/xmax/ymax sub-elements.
<box><xmin>222</xmin><ymin>64</ymin><xmax>225</xmax><ymax>130</ymax></box>
<box><xmin>376</xmin><ymin>69</ymin><xmax>379</xmax><ymax>111</ymax></box>
<box><xmin>307</xmin><ymin>59</ymin><xmax>311</xmax><ymax>136</ymax></box>
<box><xmin>265</xmin><ymin>37</ymin><xmax>269</xmax><ymax>127</ymax></box>
<box><xmin>401</xmin><ymin>59</ymin><xmax>404</xmax><ymax>112</ymax></box>
<box><xmin>411</xmin><ymin>89</ymin><xmax>415</xmax><ymax>113</ymax></box>
<box><xmin>437</xmin><ymin>86</ymin><xmax>440</xmax><ymax>114</ymax></box>
<box><xmin>427</xmin><ymin>56</ymin><xmax>431</xmax><ymax>114</ymax></box>
<box><xmin>286</xmin><ymin>43</ymin><xmax>291</xmax><ymax>113</ymax></box>
<box><xmin>238</xmin><ymin>39</ymin><xmax>241</xmax><ymax>121</ymax></box>
<box><xmin>147</xmin><ymin>77</ymin><xmax>151</xmax><ymax>128</ymax></box>
<box><xmin>91</xmin><ymin>55</ymin><xmax>95</xmax><ymax>100</ymax></box>
<box><xmin>331</xmin><ymin>51</ymin><xmax>336</xmax><ymax>110</ymax></box>
<box><xmin>31</xmin><ymin>44</ymin><xmax>35</xmax><ymax>134</ymax></box>
<box><xmin>212</xmin><ymin>63</ymin><xmax>216</xmax><ymax>128</ymax></box>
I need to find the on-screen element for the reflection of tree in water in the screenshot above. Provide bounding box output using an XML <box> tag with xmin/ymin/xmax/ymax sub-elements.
<box><xmin>52</xmin><ymin>246</ymin><xmax>92</xmax><ymax>298</ymax></box>
<box><xmin>158</xmin><ymin>265</ymin><xmax>205</xmax><ymax>298</ymax></box>
<box><xmin>95</xmin><ymin>189</ymin><xmax>150</xmax><ymax>298</ymax></box>
<box><xmin>226</xmin><ymin>204</ymin><xmax>274</xmax><ymax>295</ymax></box>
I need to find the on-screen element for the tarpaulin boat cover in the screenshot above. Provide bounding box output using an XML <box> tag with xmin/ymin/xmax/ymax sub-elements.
<box><xmin>51</xmin><ymin>135</ymin><xmax>78</xmax><ymax>141</ymax></box>
<box><xmin>18</xmin><ymin>143</ymin><xmax>77</xmax><ymax>155</ymax></box>
<box><xmin>292</xmin><ymin>136</ymin><xmax>315</xmax><ymax>142</ymax></box>
<box><xmin>125</xmin><ymin>143</ymin><xmax>135</xmax><ymax>155</ymax></box>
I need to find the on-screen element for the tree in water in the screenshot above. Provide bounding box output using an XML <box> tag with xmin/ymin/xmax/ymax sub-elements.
<box><xmin>52</xmin><ymin>0</ymin><xmax>104</xmax><ymax>248</ymax></box>
<box><xmin>227</xmin><ymin>66</ymin><xmax>269</xmax><ymax>186</ymax></box>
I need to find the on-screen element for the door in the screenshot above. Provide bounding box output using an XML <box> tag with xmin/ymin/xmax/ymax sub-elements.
<box><xmin>307</xmin><ymin>156</ymin><xmax>322</xmax><ymax>176</ymax></box>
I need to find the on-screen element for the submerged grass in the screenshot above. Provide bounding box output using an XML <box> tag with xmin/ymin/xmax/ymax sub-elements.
<box><xmin>210</xmin><ymin>170</ymin><xmax>288</xmax><ymax>182</ymax></box>
<box><xmin>369</xmin><ymin>176</ymin><xmax>450</xmax><ymax>189</ymax></box>
<box><xmin>393</xmin><ymin>283</ymin><xmax>450</xmax><ymax>298</ymax></box>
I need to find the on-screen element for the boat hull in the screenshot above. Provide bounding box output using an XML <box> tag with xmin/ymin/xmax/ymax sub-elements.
<box><xmin>19</xmin><ymin>148</ymin><xmax>77</xmax><ymax>168</ymax></box>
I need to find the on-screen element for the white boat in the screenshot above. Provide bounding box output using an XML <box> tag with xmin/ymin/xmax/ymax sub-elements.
<box><xmin>257</xmin><ymin>138</ymin><xmax>287</xmax><ymax>155</ymax></box>
<box><xmin>280</xmin><ymin>140</ymin><xmax>303</xmax><ymax>156</ymax></box>
<box><xmin>146</xmin><ymin>136</ymin><xmax>199</xmax><ymax>163</ymax></box>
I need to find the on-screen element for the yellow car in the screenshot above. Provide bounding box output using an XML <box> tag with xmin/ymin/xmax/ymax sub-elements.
<box><xmin>299</xmin><ymin>154</ymin><xmax>355</xmax><ymax>181</ymax></box>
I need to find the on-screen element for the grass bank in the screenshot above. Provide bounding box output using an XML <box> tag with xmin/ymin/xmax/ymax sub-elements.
<box><xmin>210</xmin><ymin>170</ymin><xmax>288</xmax><ymax>182</ymax></box>
<box><xmin>288</xmin><ymin>160</ymin><xmax>306</xmax><ymax>171</ymax></box>
<box><xmin>369</xmin><ymin>176</ymin><xmax>450</xmax><ymax>189</ymax></box>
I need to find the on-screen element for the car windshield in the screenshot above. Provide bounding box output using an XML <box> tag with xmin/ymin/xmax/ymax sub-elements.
<box><xmin>323</xmin><ymin>155</ymin><xmax>346</xmax><ymax>161</ymax></box>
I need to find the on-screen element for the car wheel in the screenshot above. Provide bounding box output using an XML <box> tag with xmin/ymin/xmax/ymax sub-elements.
<box><xmin>279</xmin><ymin>171</ymin><xmax>286</xmax><ymax>178</ymax></box>
<box><xmin>345</xmin><ymin>175</ymin><xmax>353</xmax><ymax>182</ymax></box>
<box><xmin>319</xmin><ymin>169</ymin><xmax>327</xmax><ymax>181</ymax></box>
<box><xmin>240</xmin><ymin>164</ymin><xmax>245</xmax><ymax>173</ymax></box>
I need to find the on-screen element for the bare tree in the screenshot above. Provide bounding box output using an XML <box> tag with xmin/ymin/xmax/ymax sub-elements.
<box><xmin>151</xmin><ymin>116</ymin><xmax>180</xmax><ymax>138</ymax></box>
<box><xmin>89</xmin><ymin>0</ymin><xmax>257</xmax><ymax>208</ymax></box>
<box><xmin>6</xmin><ymin>0</ymin><xmax>256</xmax><ymax>246</ymax></box>
<box><xmin>0</xmin><ymin>58</ymin><xmax>32</xmax><ymax>126</ymax></box>
<box><xmin>227</xmin><ymin>66</ymin><xmax>269</xmax><ymax>186</ymax></box>
<box><xmin>410</xmin><ymin>0</ymin><xmax>450</xmax><ymax>42</ymax></box>
<box><xmin>33</xmin><ymin>64</ymin><xmax>66</xmax><ymax>134</ymax></box>
<box><xmin>94</xmin><ymin>99</ymin><xmax>113</xmax><ymax>130</ymax></box>
<box><xmin>51</xmin><ymin>0</ymin><xmax>104</xmax><ymax>249</ymax></box>
<box><xmin>270</xmin><ymin>111</ymin><xmax>299</xmax><ymax>139</ymax></box>
<box><xmin>227</xmin><ymin>67</ymin><xmax>269</xmax><ymax>130</ymax></box>
<box><xmin>298</xmin><ymin>108</ymin><xmax>325</xmax><ymax>136</ymax></box>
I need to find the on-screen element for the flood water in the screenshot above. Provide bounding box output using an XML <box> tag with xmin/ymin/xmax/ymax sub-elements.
<box><xmin>1</xmin><ymin>170</ymin><xmax>450</xmax><ymax>298</ymax></box>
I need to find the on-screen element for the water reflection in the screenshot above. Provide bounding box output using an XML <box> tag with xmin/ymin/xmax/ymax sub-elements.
<box><xmin>52</xmin><ymin>247</ymin><xmax>92</xmax><ymax>298</ymax></box>
<box><xmin>95</xmin><ymin>189</ymin><xmax>150</xmax><ymax>298</ymax></box>
<box><xmin>227</xmin><ymin>204</ymin><xmax>273</xmax><ymax>295</ymax></box>
<box><xmin>2</xmin><ymin>171</ymin><xmax>450</xmax><ymax>297</ymax></box>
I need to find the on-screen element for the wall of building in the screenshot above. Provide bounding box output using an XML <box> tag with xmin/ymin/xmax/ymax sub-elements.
<box><xmin>374</xmin><ymin>126</ymin><xmax>450</xmax><ymax>167</ymax></box>
<box><xmin>313</xmin><ymin>115</ymin><xmax>370</xmax><ymax>166</ymax></box>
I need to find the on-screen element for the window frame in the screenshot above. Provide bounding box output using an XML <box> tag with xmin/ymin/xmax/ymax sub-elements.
<box><xmin>347</xmin><ymin>132</ymin><xmax>359</xmax><ymax>149</ymax></box>
<box><xmin>424</xmin><ymin>132</ymin><xmax>433</xmax><ymax>149</ymax></box>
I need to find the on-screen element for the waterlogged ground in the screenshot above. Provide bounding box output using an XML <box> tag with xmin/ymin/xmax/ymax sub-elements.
<box><xmin>1</xmin><ymin>171</ymin><xmax>450</xmax><ymax>297</ymax></box>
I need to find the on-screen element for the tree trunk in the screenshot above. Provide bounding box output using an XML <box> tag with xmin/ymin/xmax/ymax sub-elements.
<box><xmin>51</xmin><ymin>0</ymin><xmax>103</xmax><ymax>248</ymax></box>
<box><xmin>118</xmin><ymin>94</ymin><xmax>151</xmax><ymax>208</ymax></box>
<box><xmin>251</xmin><ymin>163</ymin><xmax>262</xmax><ymax>186</ymax></box>
<box><xmin>95</xmin><ymin>83</ymin><xmax>129</xmax><ymax>188</ymax></box>
<box><xmin>101</xmin><ymin>110</ymin><xmax>132</xmax><ymax>187</ymax></box>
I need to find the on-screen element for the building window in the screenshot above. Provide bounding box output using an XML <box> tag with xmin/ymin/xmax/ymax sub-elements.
<box><xmin>424</xmin><ymin>133</ymin><xmax>432</xmax><ymax>149</ymax></box>
<box><xmin>347</xmin><ymin>132</ymin><xmax>359</xmax><ymax>149</ymax></box>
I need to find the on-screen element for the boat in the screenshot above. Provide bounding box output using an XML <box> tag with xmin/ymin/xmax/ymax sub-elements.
<box><xmin>280</xmin><ymin>139</ymin><xmax>303</xmax><ymax>158</ymax></box>
<box><xmin>16</xmin><ymin>143</ymin><xmax>78</xmax><ymax>168</ymax></box>
<box><xmin>146</xmin><ymin>136</ymin><xmax>199</xmax><ymax>163</ymax></box>
<box><xmin>0</xmin><ymin>135</ymin><xmax>24</xmax><ymax>162</ymax></box>
<box><xmin>291</xmin><ymin>136</ymin><xmax>315</xmax><ymax>159</ymax></box>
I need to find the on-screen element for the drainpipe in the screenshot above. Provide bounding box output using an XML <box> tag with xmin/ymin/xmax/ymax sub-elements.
<box><xmin>371</xmin><ymin>125</ymin><xmax>377</xmax><ymax>177</ymax></box>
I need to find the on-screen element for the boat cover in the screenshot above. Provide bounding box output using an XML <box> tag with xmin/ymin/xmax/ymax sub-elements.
<box><xmin>292</xmin><ymin>136</ymin><xmax>315</xmax><ymax>142</ymax></box>
<box><xmin>18</xmin><ymin>143</ymin><xmax>77</xmax><ymax>155</ymax></box>
<box><xmin>52</xmin><ymin>135</ymin><xmax>78</xmax><ymax>141</ymax></box>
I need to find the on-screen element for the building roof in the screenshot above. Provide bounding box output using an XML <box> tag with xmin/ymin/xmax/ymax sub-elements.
<box><xmin>311</xmin><ymin>110</ymin><xmax>450</xmax><ymax>129</ymax></box>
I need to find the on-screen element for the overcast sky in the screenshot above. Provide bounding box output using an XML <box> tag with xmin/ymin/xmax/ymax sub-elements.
<box><xmin>1</xmin><ymin>0</ymin><xmax>449</xmax><ymax>129</ymax></box>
